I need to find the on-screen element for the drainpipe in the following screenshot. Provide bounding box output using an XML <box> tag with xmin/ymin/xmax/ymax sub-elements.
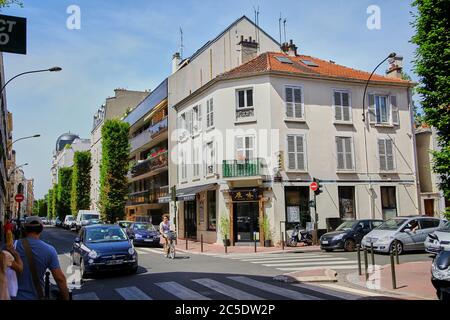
<box><xmin>408</xmin><ymin>86</ymin><xmax>421</xmax><ymax>215</ymax></box>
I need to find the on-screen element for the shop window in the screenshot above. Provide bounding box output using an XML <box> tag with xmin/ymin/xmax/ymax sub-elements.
<box><xmin>338</xmin><ymin>186</ymin><xmax>356</xmax><ymax>220</ymax></box>
<box><xmin>207</xmin><ymin>190</ymin><xmax>216</xmax><ymax>231</ymax></box>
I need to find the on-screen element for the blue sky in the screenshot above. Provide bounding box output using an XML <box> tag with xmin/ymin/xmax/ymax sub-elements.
<box><xmin>2</xmin><ymin>0</ymin><xmax>419</xmax><ymax>198</ymax></box>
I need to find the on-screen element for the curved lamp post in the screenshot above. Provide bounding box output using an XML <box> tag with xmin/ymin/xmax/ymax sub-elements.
<box><xmin>0</xmin><ymin>67</ymin><xmax>62</xmax><ymax>96</ymax></box>
<box><xmin>361</xmin><ymin>52</ymin><xmax>396</xmax><ymax>218</ymax></box>
<box><xmin>7</xmin><ymin>162</ymin><xmax>28</xmax><ymax>180</ymax></box>
<box><xmin>8</xmin><ymin>134</ymin><xmax>41</xmax><ymax>149</ymax></box>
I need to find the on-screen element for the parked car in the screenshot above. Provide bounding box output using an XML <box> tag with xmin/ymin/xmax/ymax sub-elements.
<box><xmin>55</xmin><ymin>217</ymin><xmax>63</xmax><ymax>227</ymax></box>
<box><xmin>117</xmin><ymin>220</ymin><xmax>133</xmax><ymax>230</ymax></box>
<box><xmin>320</xmin><ymin>219</ymin><xmax>383</xmax><ymax>252</ymax></box>
<box><xmin>127</xmin><ymin>222</ymin><xmax>161</xmax><ymax>247</ymax></box>
<box><xmin>41</xmin><ymin>217</ymin><xmax>48</xmax><ymax>225</ymax></box>
<box><xmin>86</xmin><ymin>218</ymin><xmax>103</xmax><ymax>226</ymax></box>
<box><xmin>75</xmin><ymin>210</ymin><xmax>100</xmax><ymax>231</ymax></box>
<box><xmin>71</xmin><ymin>224</ymin><xmax>138</xmax><ymax>278</ymax></box>
<box><xmin>361</xmin><ymin>216</ymin><xmax>445</xmax><ymax>254</ymax></box>
<box><xmin>63</xmin><ymin>215</ymin><xmax>76</xmax><ymax>229</ymax></box>
<box><xmin>425</xmin><ymin>221</ymin><xmax>450</xmax><ymax>254</ymax></box>
<box><xmin>431</xmin><ymin>250</ymin><xmax>450</xmax><ymax>301</ymax></box>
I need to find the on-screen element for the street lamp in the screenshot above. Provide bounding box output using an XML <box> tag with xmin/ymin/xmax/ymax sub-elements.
<box><xmin>361</xmin><ymin>52</ymin><xmax>396</xmax><ymax>219</ymax></box>
<box><xmin>0</xmin><ymin>67</ymin><xmax>62</xmax><ymax>96</ymax></box>
<box><xmin>9</xmin><ymin>134</ymin><xmax>41</xmax><ymax>148</ymax></box>
<box><xmin>7</xmin><ymin>163</ymin><xmax>28</xmax><ymax>180</ymax></box>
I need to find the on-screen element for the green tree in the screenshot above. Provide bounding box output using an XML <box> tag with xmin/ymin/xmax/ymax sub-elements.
<box><xmin>71</xmin><ymin>151</ymin><xmax>92</xmax><ymax>217</ymax></box>
<box><xmin>411</xmin><ymin>0</ymin><xmax>450</xmax><ymax>203</ymax></box>
<box><xmin>0</xmin><ymin>0</ymin><xmax>23</xmax><ymax>9</ymax></box>
<box><xmin>99</xmin><ymin>119</ymin><xmax>130</xmax><ymax>222</ymax></box>
<box><xmin>48</xmin><ymin>187</ymin><xmax>56</xmax><ymax>219</ymax></box>
<box><xmin>33</xmin><ymin>198</ymin><xmax>48</xmax><ymax>217</ymax></box>
<box><xmin>57</xmin><ymin>168</ymin><xmax>73</xmax><ymax>220</ymax></box>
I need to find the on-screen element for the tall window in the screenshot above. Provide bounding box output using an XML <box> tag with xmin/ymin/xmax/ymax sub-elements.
<box><xmin>180</xmin><ymin>150</ymin><xmax>187</xmax><ymax>180</ymax></box>
<box><xmin>286</xmin><ymin>135</ymin><xmax>306</xmax><ymax>170</ymax></box>
<box><xmin>378</xmin><ymin>138</ymin><xmax>395</xmax><ymax>171</ymax></box>
<box><xmin>338</xmin><ymin>186</ymin><xmax>356</xmax><ymax>220</ymax></box>
<box><xmin>285</xmin><ymin>86</ymin><xmax>304</xmax><ymax>119</ymax></box>
<box><xmin>207</xmin><ymin>190</ymin><xmax>217</xmax><ymax>231</ymax></box>
<box><xmin>333</xmin><ymin>90</ymin><xmax>351</xmax><ymax>122</ymax></box>
<box><xmin>205</xmin><ymin>141</ymin><xmax>215</xmax><ymax>174</ymax></box>
<box><xmin>381</xmin><ymin>186</ymin><xmax>397</xmax><ymax>220</ymax></box>
<box><xmin>193</xmin><ymin>105</ymin><xmax>202</xmax><ymax>133</ymax></box>
<box><xmin>235</xmin><ymin>136</ymin><xmax>255</xmax><ymax>160</ymax></box>
<box><xmin>375</xmin><ymin>95</ymin><xmax>389</xmax><ymax>123</ymax></box>
<box><xmin>206</xmin><ymin>98</ymin><xmax>214</xmax><ymax>128</ymax></box>
<box><xmin>336</xmin><ymin>137</ymin><xmax>354</xmax><ymax>170</ymax></box>
<box><xmin>237</xmin><ymin>89</ymin><xmax>253</xmax><ymax>109</ymax></box>
<box><xmin>368</xmin><ymin>94</ymin><xmax>399</xmax><ymax>125</ymax></box>
<box><xmin>193</xmin><ymin>145</ymin><xmax>200</xmax><ymax>177</ymax></box>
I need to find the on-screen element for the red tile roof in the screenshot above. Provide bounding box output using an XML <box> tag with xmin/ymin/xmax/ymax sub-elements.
<box><xmin>219</xmin><ymin>52</ymin><xmax>411</xmax><ymax>85</ymax></box>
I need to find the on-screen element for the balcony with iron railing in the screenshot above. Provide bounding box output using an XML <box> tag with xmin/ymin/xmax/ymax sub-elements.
<box><xmin>126</xmin><ymin>185</ymin><xmax>169</xmax><ymax>206</ymax></box>
<box><xmin>130</xmin><ymin>117</ymin><xmax>168</xmax><ymax>153</ymax></box>
<box><xmin>222</xmin><ymin>158</ymin><xmax>264</xmax><ymax>178</ymax></box>
<box><xmin>130</xmin><ymin>150</ymin><xmax>168</xmax><ymax>178</ymax></box>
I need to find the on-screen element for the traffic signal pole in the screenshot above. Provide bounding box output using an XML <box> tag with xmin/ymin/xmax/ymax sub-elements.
<box><xmin>312</xmin><ymin>192</ymin><xmax>319</xmax><ymax>245</ymax></box>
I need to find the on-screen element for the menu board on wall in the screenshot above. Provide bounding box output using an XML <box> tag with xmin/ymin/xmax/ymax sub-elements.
<box><xmin>287</xmin><ymin>206</ymin><xmax>300</xmax><ymax>223</ymax></box>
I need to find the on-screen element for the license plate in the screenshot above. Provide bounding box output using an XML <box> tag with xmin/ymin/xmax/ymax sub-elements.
<box><xmin>106</xmin><ymin>260</ymin><xmax>123</xmax><ymax>265</ymax></box>
<box><xmin>144</xmin><ymin>239</ymin><xmax>153</xmax><ymax>242</ymax></box>
<box><xmin>322</xmin><ymin>241</ymin><xmax>329</xmax><ymax>244</ymax></box>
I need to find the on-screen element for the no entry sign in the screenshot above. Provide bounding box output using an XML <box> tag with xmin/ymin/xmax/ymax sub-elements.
<box><xmin>15</xmin><ymin>194</ymin><xmax>24</xmax><ymax>203</ymax></box>
<box><xmin>0</xmin><ymin>14</ymin><xmax>27</xmax><ymax>54</ymax></box>
<box><xmin>310</xmin><ymin>182</ymin><xmax>319</xmax><ymax>192</ymax></box>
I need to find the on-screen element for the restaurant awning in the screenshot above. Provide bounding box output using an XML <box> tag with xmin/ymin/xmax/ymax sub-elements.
<box><xmin>159</xmin><ymin>183</ymin><xmax>218</xmax><ymax>203</ymax></box>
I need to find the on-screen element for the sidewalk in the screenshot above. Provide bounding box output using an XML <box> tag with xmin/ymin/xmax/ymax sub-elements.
<box><xmin>346</xmin><ymin>260</ymin><xmax>437</xmax><ymax>300</ymax></box>
<box><xmin>173</xmin><ymin>238</ymin><xmax>322</xmax><ymax>255</ymax></box>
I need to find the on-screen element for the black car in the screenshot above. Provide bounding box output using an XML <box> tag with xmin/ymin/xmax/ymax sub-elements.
<box><xmin>431</xmin><ymin>250</ymin><xmax>450</xmax><ymax>301</ymax></box>
<box><xmin>127</xmin><ymin>222</ymin><xmax>161</xmax><ymax>247</ymax></box>
<box><xmin>71</xmin><ymin>224</ymin><xmax>138</xmax><ymax>278</ymax></box>
<box><xmin>320</xmin><ymin>219</ymin><xmax>383</xmax><ymax>252</ymax></box>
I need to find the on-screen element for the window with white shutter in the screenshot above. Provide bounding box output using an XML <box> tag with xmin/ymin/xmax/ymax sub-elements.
<box><xmin>180</xmin><ymin>150</ymin><xmax>187</xmax><ymax>180</ymax></box>
<box><xmin>193</xmin><ymin>145</ymin><xmax>200</xmax><ymax>177</ymax></box>
<box><xmin>206</xmin><ymin>98</ymin><xmax>214</xmax><ymax>128</ymax></box>
<box><xmin>336</xmin><ymin>137</ymin><xmax>354</xmax><ymax>170</ymax></box>
<box><xmin>193</xmin><ymin>105</ymin><xmax>202</xmax><ymax>134</ymax></box>
<box><xmin>390</xmin><ymin>96</ymin><xmax>399</xmax><ymax>125</ymax></box>
<box><xmin>369</xmin><ymin>94</ymin><xmax>397</xmax><ymax>125</ymax></box>
<box><xmin>333</xmin><ymin>90</ymin><xmax>351</xmax><ymax>122</ymax></box>
<box><xmin>235</xmin><ymin>136</ymin><xmax>255</xmax><ymax>161</ymax></box>
<box><xmin>205</xmin><ymin>141</ymin><xmax>215</xmax><ymax>174</ymax></box>
<box><xmin>378</xmin><ymin>138</ymin><xmax>395</xmax><ymax>171</ymax></box>
<box><xmin>286</xmin><ymin>135</ymin><xmax>306</xmax><ymax>170</ymax></box>
<box><xmin>285</xmin><ymin>86</ymin><xmax>304</xmax><ymax>119</ymax></box>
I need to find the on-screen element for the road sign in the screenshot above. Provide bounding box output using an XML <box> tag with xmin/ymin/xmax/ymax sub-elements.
<box><xmin>0</xmin><ymin>14</ymin><xmax>27</xmax><ymax>54</ymax></box>
<box><xmin>310</xmin><ymin>182</ymin><xmax>318</xmax><ymax>192</ymax></box>
<box><xmin>15</xmin><ymin>194</ymin><xmax>24</xmax><ymax>203</ymax></box>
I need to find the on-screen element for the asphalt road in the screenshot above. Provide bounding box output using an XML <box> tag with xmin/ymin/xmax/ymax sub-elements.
<box><xmin>39</xmin><ymin>226</ymin><xmax>433</xmax><ymax>300</ymax></box>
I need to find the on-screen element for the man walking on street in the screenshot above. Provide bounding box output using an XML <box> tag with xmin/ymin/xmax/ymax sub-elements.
<box><xmin>14</xmin><ymin>216</ymin><xmax>69</xmax><ymax>300</ymax></box>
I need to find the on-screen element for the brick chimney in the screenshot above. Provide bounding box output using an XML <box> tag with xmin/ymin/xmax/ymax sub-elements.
<box><xmin>386</xmin><ymin>55</ymin><xmax>403</xmax><ymax>79</ymax></box>
<box><xmin>172</xmin><ymin>52</ymin><xmax>181</xmax><ymax>74</ymax></box>
<box><xmin>238</xmin><ymin>35</ymin><xmax>258</xmax><ymax>64</ymax></box>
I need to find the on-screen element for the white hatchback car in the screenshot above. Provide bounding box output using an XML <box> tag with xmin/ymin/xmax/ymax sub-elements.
<box><xmin>361</xmin><ymin>216</ymin><xmax>445</xmax><ymax>254</ymax></box>
<box><xmin>425</xmin><ymin>221</ymin><xmax>450</xmax><ymax>254</ymax></box>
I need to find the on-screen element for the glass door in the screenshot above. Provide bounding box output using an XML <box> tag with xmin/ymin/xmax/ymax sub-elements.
<box><xmin>184</xmin><ymin>200</ymin><xmax>197</xmax><ymax>239</ymax></box>
<box><xmin>234</xmin><ymin>202</ymin><xmax>259</xmax><ymax>242</ymax></box>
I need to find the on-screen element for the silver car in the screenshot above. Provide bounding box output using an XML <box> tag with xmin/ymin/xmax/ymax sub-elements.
<box><xmin>361</xmin><ymin>216</ymin><xmax>445</xmax><ymax>254</ymax></box>
<box><xmin>425</xmin><ymin>221</ymin><xmax>450</xmax><ymax>254</ymax></box>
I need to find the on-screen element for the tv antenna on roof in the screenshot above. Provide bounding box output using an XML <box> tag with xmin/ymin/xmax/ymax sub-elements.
<box><xmin>179</xmin><ymin>27</ymin><xmax>184</xmax><ymax>59</ymax></box>
<box><xmin>283</xmin><ymin>18</ymin><xmax>287</xmax><ymax>43</ymax></box>
<box><xmin>253</xmin><ymin>5</ymin><xmax>260</xmax><ymax>49</ymax></box>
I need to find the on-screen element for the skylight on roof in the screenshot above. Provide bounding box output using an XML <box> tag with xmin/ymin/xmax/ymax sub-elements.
<box><xmin>300</xmin><ymin>59</ymin><xmax>319</xmax><ymax>67</ymax></box>
<box><xmin>275</xmin><ymin>56</ymin><xmax>293</xmax><ymax>64</ymax></box>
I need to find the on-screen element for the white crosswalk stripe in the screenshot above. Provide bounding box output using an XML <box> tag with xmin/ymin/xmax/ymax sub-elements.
<box><xmin>277</xmin><ymin>265</ymin><xmax>360</xmax><ymax>271</ymax></box>
<box><xmin>248</xmin><ymin>257</ymin><xmax>346</xmax><ymax>264</ymax></box>
<box><xmin>228</xmin><ymin>276</ymin><xmax>322</xmax><ymax>300</ymax></box>
<box><xmin>72</xmin><ymin>292</ymin><xmax>100</xmax><ymax>300</ymax></box>
<box><xmin>155</xmin><ymin>281</ymin><xmax>211</xmax><ymax>300</ymax></box>
<box><xmin>135</xmin><ymin>247</ymin><xmax>164</xmax><ymax>255</ymax></box>
<box><xmin>193</xmin><ymin>278</ymin><xmax>264</xmax><ymax>300</ymax></box>
<box><xmin>263</xmin><ymin>260</ymin><xmax>358</xmax><ymax>267</ymax></box>
<box><xmin>115</xmin><ymin>286</ymin><xmax>153</xmax><ymax>300</ymax></box>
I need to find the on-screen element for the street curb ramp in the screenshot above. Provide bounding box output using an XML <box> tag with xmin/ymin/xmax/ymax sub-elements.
<box><xmin>273</xmin><ymin>269</ymin><xmax>338</xmax><ymax>283</ymax></box>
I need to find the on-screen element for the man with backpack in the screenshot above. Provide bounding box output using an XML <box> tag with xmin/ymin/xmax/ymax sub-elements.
<box><xmin>14</xmin><ymin>216</ymin><xmax>69</xmax><ymax>300</ymax></box>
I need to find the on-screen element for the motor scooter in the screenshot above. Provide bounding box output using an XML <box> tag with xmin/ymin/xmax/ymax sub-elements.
<box><xmin>431</xmin><ymin>250</ymin><xmax>450</xmax><ymax>301</ymax></box>
<box><xmin>288</xmin><ymin>223</ymin><xmax>313</xmax><ymax>247</ymax></box>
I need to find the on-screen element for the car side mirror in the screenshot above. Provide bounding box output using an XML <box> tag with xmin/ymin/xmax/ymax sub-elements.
<box><xmin>74</xmin><ymin>237</ymin><xmax>81</xmax><ymax>243</ymax></box>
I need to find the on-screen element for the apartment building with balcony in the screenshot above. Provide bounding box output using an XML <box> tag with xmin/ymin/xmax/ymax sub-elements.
<box><xmin>90</xmin><ymin>89</ymin><xmax>149</xmax><ymax>211</ymax></box>
<box><xmin>170</xmin><ymin>27</ymin><xmax>419</xmax><ymax>246</ymax></box>
<box><xmin>0</xmin><ymin>53</ymin><xmax>9</xmax><ymax>223</ymax></box>
<box><xmin>123</xmin><ymin>79</ymin><xmax>169</xmax><ymax>225</ymax></box>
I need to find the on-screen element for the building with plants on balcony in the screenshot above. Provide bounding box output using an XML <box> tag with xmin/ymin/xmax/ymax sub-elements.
<box><xmin>169</xmin><ymin>17</ymin><xmax>419</xmax><ymax>247</ymax></box>
<box><xmin>123</xmin><ymin>79</ymin><xmax>169</xmax><ymax>224</ymax></box>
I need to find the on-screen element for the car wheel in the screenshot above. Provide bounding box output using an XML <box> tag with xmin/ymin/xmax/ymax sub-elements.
<box><xmin>390</xmin><ymin>241</ymin><xmax>403</xmax><ymax>255</ymax></box>
<box><xmin>129</xmin><ymin>266</ymin><xmax>138</xmax><ymax>275</ymax></box>
<box><xmin>344</xmin><ymin>239</ymin><xmax>356</xmax><ymax>252</ymax></box>
<box><xmin>288</xmin><ymin>239</ymin><xmax>298</xmax><ymax>247</ymax></box>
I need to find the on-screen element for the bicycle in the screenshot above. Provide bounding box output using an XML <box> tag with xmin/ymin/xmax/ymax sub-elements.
<box><xmin>163</xmin><ymin>231</ymin><xmax>176</xmax><ymax>259</ymax></box>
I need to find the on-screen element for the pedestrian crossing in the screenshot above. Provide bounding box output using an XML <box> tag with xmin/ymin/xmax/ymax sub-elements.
<box><xmin>72</xmin><ymin>275</ymin><xmax>365</xmax><ymax>301</ymax></box>
<box><xmin>216</xmin><ymin>252</ymin><xmax>364</xmax><ymax>272</ymax></box>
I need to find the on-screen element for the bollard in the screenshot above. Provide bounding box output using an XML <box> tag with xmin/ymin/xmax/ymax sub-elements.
<box><xmin>370</xmin><ymin>242</ymin><xmax>375</xmax><ymax>269</ymax></box>
<box><xmin>201</xmin><ymin>234</ymin><xmax>204</xmax><ymax>253</ymax></box>
<box><xmin>254</xmin><ymin>232</ymin><xmax>257</xmax><ymax>253</ymax></box>
<box><xmin>394</xmin><ymin>241</ymin><xmax>400</xmax><ymax>265</ymax></box>
<box><xmin>224</xmin><ymin>235</ymin><xmax>228</xmax><ymax>254</ymax></box>
<box><xmin>185</xmin><ymin>230</ymin><xmax>188</xmax><ymax>250</ymax></box>
<box><xmin>45</xmin><ymin>271</ymin><xmax>50</xmax><ymax>299</ymax></box>
<box><xmin>390</xmin><ymin>250</ymin><xmax>397</xmax><ymax>289</ymax></box>
<box><xmin>281</xmin><ymin>232</ymin><xmax>285</xmax><ymax>251</ymax></box>
<box><xmin>357</xmin><ymin>244</ymin><xmax>362</xmax><ymax>276</ymax></box>
<box><xmin>363</xmin><ymin>248</ymin><xmax>369</xmax><ymax>281</ymax></box>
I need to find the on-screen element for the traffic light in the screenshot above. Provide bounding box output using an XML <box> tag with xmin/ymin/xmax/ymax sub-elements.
<box><xmin>313</xmin><ymin>178</ymin><xmax>323</xmax><ymax>196</ymax></box>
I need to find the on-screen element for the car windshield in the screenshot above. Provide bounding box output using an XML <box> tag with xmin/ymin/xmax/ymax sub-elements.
<box><xmin>82</xmin><ymin>214</ymin><xmax>99</xmax><ymax>220</ymax></box>
<box><xmin>134</xmin><ymin>223</ymin><xmax>156</xmax><ymax>231</ymax></box>
<box><xmin>85</xmin><ymin>226</ymin><xmax>128</xmax><ymax>243</ymax></box>
<box><xmin>336</xmin><ymin>221</ymin><xmax>356</xmax><ymax>231</ymax></box>
<box><xmin>439</xmin><ymin>221</ymin><xmax>450</xmax><ymax>233</ymax></box>
<box><xmin>377</xmin><ymin>219</ymin><xmax>407</xmax><ymax>230</ymax></box>
<box><xmin>119</xmin><ymin>221</ymin><xmax>131</xmax><ymax>228</ymax></box>
<box><xmin>66</xmin><ymin>217</ymin><xmax>74</xmax><ymax>221</ymax></box>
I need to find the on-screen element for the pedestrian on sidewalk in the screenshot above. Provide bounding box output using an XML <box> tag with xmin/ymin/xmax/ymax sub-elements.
<box><xmin>0</xmin><ymin>242</ymin><xmax>23</xmax><ymax>300</ymax></box>
<box><xmin>4</xmin><ymin>218</ymin><xmax>14</xmax><ymax>244</ymax></box>
<box><xmin>13</xmin><ymin>216</ymin><xmax>69</xmax><ymax>300</ymax></box>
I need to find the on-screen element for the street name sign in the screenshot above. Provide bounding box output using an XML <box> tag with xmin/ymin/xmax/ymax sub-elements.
<box><xmin>0</xmin><ymin>14</ymin><xmax>26</xmax><ymax>54</ymax></box>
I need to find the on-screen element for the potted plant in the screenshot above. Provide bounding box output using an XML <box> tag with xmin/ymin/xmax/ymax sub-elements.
<box><xmin>219</xmin><ymin>215</ymin><xmax>231</xmax><ymax>246</ymax></box>
<box><xmin>261</xmin><ymin>215</ymin><xmax>273</xmax><ymax>247</ymax></box>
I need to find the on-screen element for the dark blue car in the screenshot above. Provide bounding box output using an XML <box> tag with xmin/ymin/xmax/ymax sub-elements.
<box><xmin>320</xmin><ymin>219</ymin><xmax>383</xmax><ymax>252</ymax></box>
<box><xmin>127</xmin><ymin>222</ymin><xmax>161</xmax><ymax>247</ymax></box>
<box><xmin>71</xmin><ymin>224</ymin><xmax>138</xmax><ymax>278</ymax></box>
